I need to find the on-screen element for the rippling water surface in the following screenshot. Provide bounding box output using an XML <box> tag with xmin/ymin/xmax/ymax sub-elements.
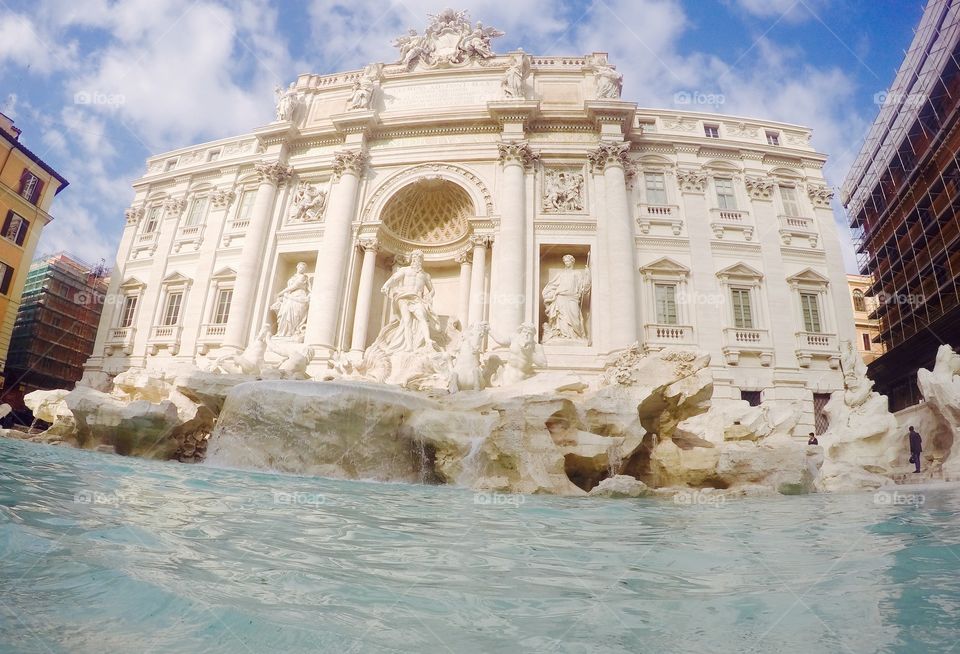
<box><xmin>2</xmin><ymin>439</ymin><xmax>960</xmax><ymax>653</ymax></box>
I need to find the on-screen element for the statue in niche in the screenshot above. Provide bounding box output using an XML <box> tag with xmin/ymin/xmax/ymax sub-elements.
<box><xmin>274</xmin><ymin>82</ymin><xmax>302</xmax><ymax>122</ymax></box>
<box><xmin>541</xmin><ymin>254</ymin><xmax>591</xmax><ymax>343</ymax></box>
<box><xmin>271</xmin><ymin>262</ymin><xmax>311</xmax><ymax>337</ymax></box>
<box><xmin>594</xmin><ymin>62</ymin><xmax>623</xmax><ymax>99</ymax></box>
<box><xmin>377</xmin><ymin>249</ymin><xmax>443</xmax><ymax>353</ymax></box>
<box><xmin>289</xmin><ymin>183</ymin><xmax>327</xmax><ymax>222</ymax></box>
<box><xmin>542</xmin><ymin>170</ymin><xmax>584</xmax><ymax>213</ymax></box>
<box><xmin>502</xmin><ymin>55</ymin><xmax>526</xmax><ymax>98</ymax></box>
<box><xmin>348</xmin><ymin>72</ymin><xmax>376</xmax><ymax>110</ymax></box>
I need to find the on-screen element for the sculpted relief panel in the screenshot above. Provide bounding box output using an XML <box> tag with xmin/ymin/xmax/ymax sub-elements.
<box><xmin>542</xmin><ymin>168</ymin><xmax>585</xmax><ymax>213</ymax></box>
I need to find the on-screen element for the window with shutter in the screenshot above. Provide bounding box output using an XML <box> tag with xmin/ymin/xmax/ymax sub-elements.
<box><xmin>715</xmin><ymin>178</ymin><xmax>736</xmax><ymax>210</ymax></box>
<box><xmin>212</xmin><ymin>288</ymin><xmax>233</xmax><ymax>324</ymax></box>
<box><xmin>119</xmin><ymin>295</ymin><xmax>139</xmax><ymax>328</ymax></box>
<box><xmin>800</xmin><ymin>292</ymin><xmax>822</xmax><ymax>332</ymax></box>
<box><xmin>654</xmin><ymin>283</ymin><xmax>678</xmax><ymax>324</ymax></box>
<box><xmin>162</xmin><ymin>292</ymin><xmax>183</xmax><ymax>326</ymax></box>
<box><xmin>780</xmin><ymin>185</ymin><xmax>801</xmax><ymax>216</ymax></box>
<box><xmin>731</xmin><ymin>287</ymin><xmax>753</xmax><ymax>329</ymax></box>
<box><xmin>2</xmin><ymin>211</ymin><xmax>28</xmax><ymax>246</ymax></box>
<box><xmin>19</xmin><ymin>171</ymin><xmax>43</xmax><ymax>204</ymax></box>
<box><xmin>0</xmin><ymin>262</ymin><xmax>13</xmax><ymax>295</ymax></box>
<box><xmin>644</xmin><ymin>173</ymin><xmax>667</xmax><ymax>205</ymax></box>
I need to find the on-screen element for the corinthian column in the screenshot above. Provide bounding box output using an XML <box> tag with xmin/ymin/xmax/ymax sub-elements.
<box><xmin>223</xmin><ymin>160</ymin><xmax>291</xmax><ymax>351</ymax></box>
<box><xmin>456</xmin><ymin>251</ymin><xmax>472</xmax><ymax>327</ymax></box>
<box><xmin>305</xmin><ymin>149</ymin><xmax>367</xmax><ymax>352</ymax></box>
<box><xmin>589</xmin><ymin>141</ymin><xmax>638</xmax><ymax>350</ymax></box>
<box><xmin>491</xmin><ymin>140</ymin><xmax>537</xmax><ymax>338</ymax></box>
<box><xmin>469</xmin><ymin>235</ymin><xmax>491</xmax><ymax>326</ymax></box>
<box><xmin>349</xmin><ymin>238</ymin><xmax>379</xmax><ymax>353</ymax></box>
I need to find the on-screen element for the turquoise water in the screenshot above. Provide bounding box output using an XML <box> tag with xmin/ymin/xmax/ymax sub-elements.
<box><xmin>1</xmin><ymin>439</ymin><xmax>960</xmax><ymax>654</ymax></box>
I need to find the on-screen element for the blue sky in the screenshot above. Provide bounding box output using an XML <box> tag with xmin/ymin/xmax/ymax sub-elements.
<box><xmin>0</xmin><ymin>0</ymin><xmax>923</xmax><ymax>270</ymax></box>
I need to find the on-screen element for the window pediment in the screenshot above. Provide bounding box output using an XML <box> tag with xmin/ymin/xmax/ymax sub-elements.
<box><xmin>119</xmin><ymin>276</ymin><xmax>146</xmax><ymax>290</ymax></box>
<box><xmin>716</xmin><ymin>262</ymin><xmax>763</xmax><ymax>281</ymax></box>
<box><xmin>787</xmin><ymin>268</ymin><xmax>829</xmax><ymax>287</ymax></box>
<box><xmin>640</xmin><ymin>257</ymin><xmax>690</xmax><ymax>277</ymax></box>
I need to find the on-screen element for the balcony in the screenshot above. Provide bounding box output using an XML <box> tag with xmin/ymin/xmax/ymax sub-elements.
<box><xmin>130</xmin><ymin>231</ymin><xmax>159</xmax><ymax>259</ymax></box>
<box><xmin>636</xmin><ymin>204</ymin><xmax>683</xmax><ymax>236</ymax></box>
<box><xmin>709</xmin><ymin>208</ymin><xmax>753</xmax><ymax>241</ymax></box>
<box><xmin>722</xmin><ymin>327</ymin><xmax>772</xmax><ymax>366</ymax></box>
<box><xmin>778</xmin><ymin>214</ymin><xmax>819</xmax><ymax>248</ymax></box>
<box><xmin>794</xmin><ymin>331</ymin><xmax>839</xmax><ymax>368</ymax></box>
<box><xmin>174</xmin><ymin>223</ymin><xmax>205</xmax><ymax>253</ymax></box>
<box><xmin>222</xmin><ymin>219</ymin><xmax>249</xmax><ymax>247</ymax></box>
<box><xmin>643</xmin><ymin>323</ymin><xmax>694</xmax><ymax>351</ymax></box>
<box><xmin>104</xmin><ymin>326</ymin><xmax>136</xmax><ymax>356</ymax></box>
<box><xmin>148</xmin><ymin>324</ymin><xmax>183</xmax><ymax>356</ymax></box>
<box><xmin>199</xmin><ymin>323</ymin><xmax>227</xmax><ymax>340</ymax></box>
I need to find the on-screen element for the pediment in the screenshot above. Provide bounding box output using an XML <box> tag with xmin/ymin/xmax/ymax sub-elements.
<box><xmin>119</xmin><ymin>276</ymin><xmax>146</xmax><ymax>289</ymax></box>
<box><xmin>787</xmin><ymin>268</ymin><xmax>830</xmax><ymax>285</ymax></box>
<box><xmin>211</xmin><ymin>267</ymin><xmax>237</xmax><ymax>280</ymax></box>
<box><xmin>716</xmin><ymin>262</ymin><xmax>763</xmax><ymax>280</ymax></box>
<box><xmin>639</xmin><ymin>257</ymin><xmax>690</xmax><ymax>275</ymax></box>
<box><xmin>161</xmin><ymin>271</ymin><xmax>191</xmax><ymax>285</ymax></box>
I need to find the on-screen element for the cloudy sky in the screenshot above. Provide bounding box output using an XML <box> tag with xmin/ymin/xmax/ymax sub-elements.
<box><xmin>0</xmin><ymin>0</ymin><xmax>921</xmax><ymax>271</ymax></box>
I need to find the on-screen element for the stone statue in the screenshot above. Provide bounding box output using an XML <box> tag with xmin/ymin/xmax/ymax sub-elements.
<box><xmin>541</xmin><ymin>255</ymin><xmax>591</xmax><ymax>343</ymax></box>
<box><xmin>492</xmin><ymin>322</ymin><xmax>546</xmax><ymax>386</ymax></box>
<box><xmin>274</xmin><ymin>82</ymin><xmax>302</xmax><ymax>122</ymax></box>
<box><xmin>377</xmin><ymin>249</ymin><xmax>442</xmax><ymax>353</ymax></box>
<box><xmin>392</xmin><ymin>10</ymin><xmax>502</xmax><ymax>69</ymax></box>
<box><xmin>461</xmin><ymin>22</ymin><xmax>502</xmax><ymax>59</ymax></box>
<box><xmin>289</xmin><ymin>183</ymin><xmax>327</xmax><ymax>222</ymax></box>
<box><xmin>348</xmin><ymin>73</ymin><xmax>376</xmax><ymax>110</ymax></box>
<box><xmin>542</xmin><ymin>170</ymin><xmax>584</xmax><ymax>213</ymax></box>
<box><xmin>394</xmin><ymin>29</ymin><xmax>433</xmax><ymax>68</ymax></box>
<box><xmin>594</xmin><ymin>62</ymin><xmax>623</xmax><ymax>99</ymax></box>
<box><xmin>453</xmin><ymin>321</ymin><xmax>490</xmax><ymax>391</ymax></box>
<box><xmin>502</xmin><ymin>55</ymin><xmax>525</xmax><ymax>99</ymax></box>
<box><xmin>271</xmin><ymin>262</ymin><xmax>311</xmax><ymax>337</ymax></box>
<box><xmin>917</xmin><ymin>344</ymin><xmax>960</xmax><ymax>473</ymax></box>
<box><xmin>209</xmin><ymin>325</ymin><xmax>271</xmax><ymax>375</ymax></box>
<box><xmin>839</xmin><ymin>339</ymin><xmax>873</xmax><ymax>408</ymax></box>
<box><xmin>266</xmin><ymin>334</ymin><xmax>314</xmax><ymax>379</ymax></box>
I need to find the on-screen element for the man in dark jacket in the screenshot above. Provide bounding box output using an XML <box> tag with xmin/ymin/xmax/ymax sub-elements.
<box><xmin>908</xmin><ymin>426</ymin><xmax>922</xmax><ymax>473</ymax></box>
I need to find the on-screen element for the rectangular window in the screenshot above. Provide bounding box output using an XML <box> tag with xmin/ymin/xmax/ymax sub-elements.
<box><xmin>740</xmin><ymin>390</ymin><xmax>762</xmax><ymax>407</ymax></box>
<box><xmin>800</xmin><ymin>292</ymin><xmax>822</xmax><ymax>332</ymax></box>
<box><xmin>0</xmin><ymin>262</ymin><xmax>13</xmax><ymax>295</ymax></box>
<box><xmin>731</xmin><ymin>287</ymin><xmax>753</xmax><ymax>329</ymax></box>
<box><xmin>119</xmin><ymin>295</ymin><xmax>138</xmax><ymax>328</ymax></box>
<box><xmin>780</xmin><ymin>185</ymin><xmax>801</xmax><ymax>216</ymax></box>
<box><xmin>162</xmin><ymin>291</ymin><xmax>183</xmax><ymax>326</ymax></box>
<box><xmin>237</xmin><ymin>191</ymin><xmax>256</xmax><ymax>221</ymax></box>
<box><xmin>715</xmin><ymin>178</ymin><xmax>736</xmax><ymax>210</ymax></box>
<box><xmin>654</xmin><ymin>283</ymin><xmax>678</xmax><ymax>325</ymax></box>
<box><xmin>704</xmin><ymin>124</ymin><xmax>720</xmax><ymax>139</ymax></box>
<box><xmin>766</xmin><ymin>131</ymin><xmax>780</xmax><ymax>146</ymax></box>
<box><xmin>644</xmin><ymin>173</ymin><xmax>667</xmax><ymax>205</ymax></box>
<box><xmin>19</xmin><ymin>170</ymin><xmax>43</xmax><ymax>204</ymax></box>
<box><xmin>143</xmin><ymin>207</ymin><xmax>161</xmax><ymax>234</ymax></box>
<box><xmin>212</xmin><ymin>288</ymin><xmax>233</xmax><ymax>324</ymax></box>
<box><xmin>2</xmin><ymin>211</ymin><xmax>28</xmax><ymax>246</ymax></box>
<box><xmin>862</xmin><ymin>332</ymin><xmax>872</xmax><ymax>351</ymax></box>
<box><xmin>184</xmin><ymin>197</ymin><xmax>208</xmax><ymax>226</ymax></box>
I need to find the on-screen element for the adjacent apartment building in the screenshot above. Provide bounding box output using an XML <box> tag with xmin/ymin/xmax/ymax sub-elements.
<box><xmin>847</xmin><ymin>274</ymin><xmax>884</xmax><ymax>365</ymax></box>
<box><xmin>841</xmin><ymin>0</ymin><xmax>960</xmax><ymax>410</ymax></box>
<box><xmin>2</xmin><ymin>253</ymin><xmax>109</xmax><ymax>413</ymax></box>
<box><xmin>0</xmin><ymin>112</ymin><xmax>69</xmax><ymax>389</ymax></box>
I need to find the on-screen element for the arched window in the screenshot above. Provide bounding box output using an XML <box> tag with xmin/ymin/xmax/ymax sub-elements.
<box><xmin>853</xmin><ymin>290</ymin><xmax>866</xmax><ymax>312</ymax></box>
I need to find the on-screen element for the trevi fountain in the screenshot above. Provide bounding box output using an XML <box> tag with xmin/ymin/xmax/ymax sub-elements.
<box><xmin>3</xmin><ymin>10</ymin><xmax>960</xmax><ymax>653</ymax></box>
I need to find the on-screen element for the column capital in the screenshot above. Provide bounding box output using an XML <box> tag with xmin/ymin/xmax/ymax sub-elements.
<box><xmin>807</xmin><ymin>183</ymin><xmax>834</xmax><ymax>208</ymax></box>
<box><xmin>674</xmin><ymin>167</ymin><xmax>708</xmax><ymax>194</ymax></box>
<box><xmin>124</xmin><ymin>205</ymin><xmax>144</xmax><ymax>225</ymax></box>
<box><xmin>357</xmin><ymin>237</ymin><xmax>379</xmax><ymax>253</ymax></box>
<box><xmin>332</xmin><ymin>149</ymin><xmax>368</xmax><ymax>180</ymax></box>
<box><xmin>497</xmin><ymin>140</ymin><xmax>539</xmax><ymax>168</ymax></box>
<box><xmin>469</xmin><ymin>233</ymin><xmax>493</xmax><ymax>248</ymax></box>
<box><xmin>744</xmin><ymin>175</ymin><xmax>775</xmax><ymax>201</ymax></box>
<box><xmin>162</xmin><ymin>197</ymin><xmax>187</xmax><ymax>217</ymax></box>
<box><xmin>254</xmin><ymin>159</ymin><xmax>294</xmax><ymax>186</ymax></box>
<box><xmin>211</xmin><ymin>187</ymin><xmax>237</xmax><ymax>208</ymax></box>
<box><xmin>588</xmin><ymin>141</ymin><xmax>630</xmax><ymax>173</ymax></box>
<box><xmin>455</xmin><ymin>251</ymin><xmax>473</xmax><ymax>265</ymax></box>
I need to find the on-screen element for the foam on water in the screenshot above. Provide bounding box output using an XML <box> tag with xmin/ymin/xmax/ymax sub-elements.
<box><xmin>2</xmin><ymin>438</ymin><xmax>960</xmax><ymax>653</ymax></box>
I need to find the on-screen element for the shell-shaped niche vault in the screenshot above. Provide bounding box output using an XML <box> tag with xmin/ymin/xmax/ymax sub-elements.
<box><xmin>379</xmin><ymin>179</ymin><xmax>473</xmax><ymax>246</ymax></box>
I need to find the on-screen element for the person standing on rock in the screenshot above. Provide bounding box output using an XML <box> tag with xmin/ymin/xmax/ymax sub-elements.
<box><xmin>908</xmin><ymin>426</ymin><xmax>922</xmax><ymax>473</ymax></box>
<box><xmin>807</xmin><ymin>432</ymin><xmax>818</xmax><ymax>445</ymax></box>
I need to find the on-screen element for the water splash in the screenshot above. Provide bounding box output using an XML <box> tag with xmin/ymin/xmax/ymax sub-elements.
<box><xmin>607</xmin><ymin>441</ymin><xmax>623</xmax><ymax>477</ymax></box>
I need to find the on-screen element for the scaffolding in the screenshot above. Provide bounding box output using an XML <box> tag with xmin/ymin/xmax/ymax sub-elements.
<box><xmin>842</xmin><ymin>0</ymin><xmax>960</xmax><ymax>410</ymax></box>
<box><xmin>2</xmin><ymin>251</ymin><xmax>110</xmax><ymax>415</ymax></box>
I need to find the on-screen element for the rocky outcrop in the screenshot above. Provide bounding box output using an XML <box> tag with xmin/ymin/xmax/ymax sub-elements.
<box><xmin>917</xmin><ymin>344</ymin><xmax>960</xmax><ymax>476</ymax></box>
<box><xmin>588</xmin><ymin>475</ymin><xmax>652</xmax><ymax>498</ymax></box>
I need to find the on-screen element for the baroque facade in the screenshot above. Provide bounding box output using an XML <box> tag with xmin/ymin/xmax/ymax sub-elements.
<box><xmin>85</xmin><ymin>11</ymin><xmax>854</xmax><ymax>435</ymax></box>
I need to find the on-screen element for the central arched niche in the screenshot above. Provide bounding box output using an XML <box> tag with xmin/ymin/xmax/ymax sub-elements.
<box><xmin>379</xmin><ymin>178</ymin><xmax>473</xmax><ymax>246</ymax></box>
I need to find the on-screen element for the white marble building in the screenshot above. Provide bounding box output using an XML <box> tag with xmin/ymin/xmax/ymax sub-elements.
<box><xmin>85</xmin><ymin>11</ymin><xmax>855</xmax><ymax>434</ymax></box>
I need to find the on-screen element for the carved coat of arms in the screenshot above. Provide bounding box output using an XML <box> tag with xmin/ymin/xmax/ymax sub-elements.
<box><xmin>393</xmin><ymin>9</ymin><xmax>504</xmax><ymax>69</ymax></box>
